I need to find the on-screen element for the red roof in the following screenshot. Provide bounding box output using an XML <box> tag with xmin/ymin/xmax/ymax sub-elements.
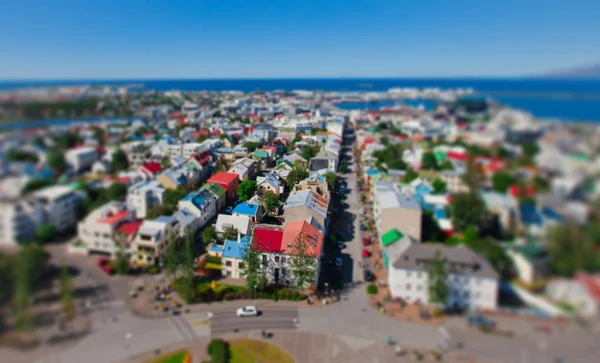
<box><xmin>575</xmin><ymin>273</ymin><xmax>600</xmax><ymax>301</ymax></box>
<box><xmin>254</xmin><ymin>227</ymin><xmax>284</xmax><ymax>253</ymax></box>
<box><xmin>509</xmin><ymin>185</ymin><xmax>535</xmax><ymax>198</ymax></box>
<box><xmin>142</xmin><ymin>161</ymin><xmax>162</xmax><ymax>174</ymax></box>
<box><xmin>207</xmin><ymin>172</ymin><xmax>239</xmax><ymax>189</ymax></box>
<box><xmin>169</xmin><ymin>112</ymin><xmax>182</xmax><ymax>119</ymax></box>
<box><xmin>117</xmin><ymin>176</ymin><xmax>130</xmax><ymax>183</ymax></box>
<box><xmin>198</xmin><ymin>129</ymin><xmax>209</xmax><ymax>136</ymax></box>
<box><xmin>447</xmin><ymin>151</ymin><xmax>467</xmax><ymax>162</ymax></box>
<box><xmin>178</xmin><ymin>119</ymin><xmax>186</xmax><ymax>126</ymax></box>
<box><xmin>262</xmin><ymin>146</ymin><xmax>277</xmax><ymax>153</ymax></box>
<box><xmin>190</xmin><ymin>151</ymin><xmax>211</xmax><ymax>166</ymax></box>
<box><xmin>210</xmin><ymin>130</ymin><xmax>222</xmax><ymax>136</ymax></box>
<box><xmin>97</xmin><ymin>209</ymin><xmax>131</xmax><ymax>224</ymax></box>
<box><xmin>118</xmin><ymin>220</ymin><xmax>143</xmax><ymax>236</ymax></box>
<box><xmin>95</xmin><ymin>147</ymin><xmax>106</xmax><ymax>155</ymax></box>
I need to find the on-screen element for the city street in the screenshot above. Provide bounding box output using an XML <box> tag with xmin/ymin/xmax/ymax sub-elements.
<box><xmin>208</xmin><ymin>306</ymin><xmax>298</xmax><ymax>336</ymax></box>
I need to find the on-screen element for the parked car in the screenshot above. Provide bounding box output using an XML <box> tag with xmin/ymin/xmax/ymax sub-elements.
<box><xmin>362</xmin><ymin>249</ymin><xmax>371</xmax><ymax>257</ymax></box>
<box><xmin>468</xmin><ymin>314</ymin><xmax>496</xmax><ymax>329</ymax></box>
<box><xmin>362</xmin><ymin>238</ymin><xmax>372</xmax><ymax>246</ymax></box>
<box><xmin>337</xmin><ymin>241</ymin><xmax>345</xmax><ymax>249</ymax></box>
<box><xmin>96</xmin><ymin>257</ymin><xmax>114</xmax><ymax>275</ymax></box>
<box><xmin>359</xmin><ymin>208</ymin><xmax>364</xmax><ymax>214</ymax></box>
<box><xmin>335</xmin><ymin>257</ymin><xmax>343</xmax><ymax>268</ymax></box>
<box><xmin>360</xmin><ymin>224</ymin><xmax>367</xmax><ymax>232</ymax></box>
<box><xmin>236</xmin><ymin>306</ymin><xmax>258</xmax><ymax>317</ymax></box>
<box><xmin>363</xmin><ymin>269</ymin><xmax>375</xmax><ymax>282</ymax></box>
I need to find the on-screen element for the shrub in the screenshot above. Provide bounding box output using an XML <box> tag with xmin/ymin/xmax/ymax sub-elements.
<box><xmin>148</xmin><ymin>266</ymin><xmax>161</xmax><ymax>275</ymax></box>
<box><xmin>367</xmin><ymin>284</ymin><xmax>378</xmax><ymax>295</ymax></box>
<box><xmin>207</xmin><ymin>338</ymin><xmax>230</xmax><ymax>363</ymax></box>
<box><xmin>276</xmin><ymin>288</ymin><xmax>306</xmax><ymax>301</ymax></box>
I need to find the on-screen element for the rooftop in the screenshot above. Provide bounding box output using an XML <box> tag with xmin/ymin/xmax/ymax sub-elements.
<box><xmin>222</xmin><ymin>236</ymin><xmax>251</xmax><ymax>260</ymax></box>
<box><xmin>254</xmin><ymin>226</ymin><xmax>284</xmax><ymax>253</ymax></box>
<box><xmin>207</xmin><ymin>172</ymin><xmax>239</xmax><ymax>188</ymax></box>
<box><xmin>374</xmin><ymin>181</ymin><xmax>421</xmax><ymax>212</ymax></box>
<box><xmin>232</xmin><ymin>203</ymin><xmax>259</xmax><ymax>216</ymax></box>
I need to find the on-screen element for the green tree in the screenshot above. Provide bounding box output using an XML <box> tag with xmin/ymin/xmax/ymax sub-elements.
<box><xmin>421</xmin><ymin>152</ymin><xmax>439</xmax><ymax>170</ymax></box>
<box><xmin>163</xmin><ymin>232</ymin><xmax>179</xmax><ymax>280</ymax></box>
<box><xmin>22</xmin><ymin>178</ymin><xmax>55</xmax><ymax>194</ymax></box>
<box><xmin>237</xmin><ymin>180</ymin><xmax>257</xmax><ymax>201</ymax></box>
<box><xmin>161</xmin><ymin>156</ymin><xmax>172</xmax><ymax>170</ymax></box>
<box><xmin>107</xmin><ymin>182</ymin><xmax>128</xmax><ymax>201</ymax></box>
<box><xmin>56</xmin><ymin>131</ymin><xmax>83</xmax><ymax>149</ymax></box>
<box><xmin>146</xmin><ymin>204</ymin><xmax>175</xmax><ymax>219</ymax></box>
<box><xmin>403</xmin><ymin>169</ymin><xmax>418</xmax><ymax>183</ymax></box>
<box><xmin>449</xmin><ymin>192</ymin><xmax>488</xmax><ymax>231</ymax></box>
<box><xmin>47</xmin><ymin>147</ymin><xmax>67</xmax><ymax>171</ymax></box>
<box><xmin>491</xmin><ymin>172</ymin><xmax>516</xmax><ymax>193</ymax></box>
<box><xmin>546</xmin><ymin>223</ymin><xmax>590</xmax><ymax>277</ymax></box>
<box><xmin>243</xmin><ymin>141</ymin><xmax>261</xmax><ymax>152</ymax></box>
<box><xmin>287</xmin><ymin>166</ymin><xmax>309</xmax><ymax>186</ymax></box>
<box><xmin>339</xmin><ymin>160</ymin><xmax>348</xmax><ymax>174</ymax></box>
<box><xmin>432</xmin><ymin>178</ymin><xmax>447</xmax><ymax>194</ymax></box>
<box><xmin>288</xmin><ymin>234</ymin><xmax>317</xmax><ymax>289</ymax></box>
<box><xmin>12</xmin><ymin>252</ymin><xmax>33</xmax><ymax>331</ymax></box>
<box><xmin>462</xmin><ymin>152</ymin><xmax>485</xmax><ymax>191</ymax></box>
<box><xmin>301</xmin><ymin>145</ymin><xmax>316</xmax><ymax>160</ymax></box>
<box><xmin>440</xmin><ymin>160</ymin><xmax>454</xmax><ymax>171</ymax></box>
<box><xmin>35</xmin><ymin>224</ymin><xmax>57</xmax><ymax>244</ymax></box>
<box><xmin>380</xmin><ymin>136</ymin><xmax>390</xmax><ymax>145</ymax></box>
<box><xmin>91</xmin><ymin>127</ymin><xmax>107</xmax><ymax>146</ymax></box>
<box><xmin>260</xmin><ymin>190</ymin><xmax>280</xmax><ymax>215</ymax></box>
<box><xmin>164</xmin><ymin>188</ymin><xmax>187</xmax><ymax>207</ymax></box>
<box><xmin>221</xmin><ymin>226</ymin><xmax>238</xmax><ymax>242</ymax></box>
<box><xmin>5</xmin><ymin>148</ymin><xmax>39</xmax><ymax>163</ymax></box>
<box><xmin>181</xmin><ymin>229</ymin><xmax>196</xmax><ymax>283</ymax></box>
<box><xmin>241</xmin><ymin>236</ymin><xmax>263</xmax><ymax>291</ymax></box>
<box><xmin>60</xmin><ymin>264</ymin><xmax>76</xmax><ymax>321</ymax></box>
<box><xmin>111</xmin><ymin>149</ymin><xmax>129</xmax><ymax>173</ymax></box>
<box><xmin>427</xmin><ymin>250</ymin><xmax>449</xmax><ymax>306</ymax></box>
<box><xmin>522</xmin><ymin>142</ymin><xmax>540</xmax><ymax>158</ymax></box>
<box><xmin>533</xmin><ymin>175</ymin><xmax>550</xmax><ymax>192</ymax></box>
<box><xmin>207</xmin><ymin>338</ymin><xmax>231</xmax><ymax>363</ymax></box>
<box><xmin>114</xmin><ymin>245</ymin><xmax>129</xmax><ymax>275</ymax></box>
<box><xmin>201</xmin><ymin>225</ymin><xmax>218</xmax><ymax>244</ymax></box>
<box><xmin>323</xmin><ymin>172</ymin><xmax>338</xmax><ymax>190</ymax></box>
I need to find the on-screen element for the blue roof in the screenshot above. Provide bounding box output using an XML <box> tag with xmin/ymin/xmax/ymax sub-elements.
<box><xmin>222</xmin><ymin>236</ymin><xmax>250</xmax><ymax>259</ymax></box>
<box><xmin>181</xmin><ymin>192</ymin><xmax>197</xmax><ymax>202</ymax></box>
<box><xmin>520</xmin><ymin>204</ymin><xmax>543</xmax><ymax>226</ymax></box>
<box><xmin>366</xmin><ymin>169</ymin><xmax>379</xmax><ymax>176</ymax></box>
<box><xmin>232</xmin><ymin>203</ymin><xmax>259</xmax><ymax>216</ymax></box>
<box><xmin>541</xmin><ymin>207</ymin><xmax>564</xmax><ymax>222</ymax></box>
<box><xmin>414</xmin><ymin>183</ymin><xmax>433</xmax><ymax>196</ymax></box>
<box><xmin>209</xmin><ymin>244</ymin><xmax>224</xmax><ymax>254</ymax></box>
<box><xmin>434</xmin><ymin>207</ymin><xmax>447</xmax><ymax>220</ymax></box>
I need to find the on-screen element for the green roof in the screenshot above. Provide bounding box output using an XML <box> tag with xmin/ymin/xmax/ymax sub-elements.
<box><xmin>513</xmin><ymin>243</ymin><xmax>548</xmax><ymax>262</ymax></box>
<box><xmin>276</xmin><ymin>160</ymin><xmax>294</xmax><ymax>169</ymax></box>
<box><xmin>381</xmin><ymin>228</ymin><xmax>404</xmax><ymax>247</ymax></box>
<box><xmin>201</xmin><ymin>183</ymin><xmax>226</xmax><ymax>198</ymax></box>
<box><xmin>253</xmin><ymin>149</ymin><xmax>269</xmax><ymax>159</ymax></box>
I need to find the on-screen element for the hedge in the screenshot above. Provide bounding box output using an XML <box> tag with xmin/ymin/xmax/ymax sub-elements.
<box><xmin>205</xmin><ymin>255</ymin><xmax>222</xmax><ymax>265</ymax></box>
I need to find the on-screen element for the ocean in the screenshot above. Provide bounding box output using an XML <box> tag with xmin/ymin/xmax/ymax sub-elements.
<box><xmin>1</xmin><ymin>78</ymin><xmax>600</xmax><ymax>124</ymax></box>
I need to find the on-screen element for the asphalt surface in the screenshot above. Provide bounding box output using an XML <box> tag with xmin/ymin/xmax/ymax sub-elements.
<box><xmin>209</xmin><ymin>306</ymin><xmax>298</xmax><ymax>336</ymax></box>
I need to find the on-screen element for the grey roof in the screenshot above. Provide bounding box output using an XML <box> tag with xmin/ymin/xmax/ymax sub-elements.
<box><xmin>374</xmin><ymin>181</ymin><xmax>421</xmax><ymax>212</ymax></box>
<box><xmin>312</xmin><ymin>150</ymin><xmax>337</xmax><ymax>160</ymax></box>
<box><xmin>391</xmin><ymin>243</ymin><xmax>498</xmax><ymax>279</ymax></box>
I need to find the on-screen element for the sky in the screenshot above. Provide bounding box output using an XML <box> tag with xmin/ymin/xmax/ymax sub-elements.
<box><xmin>0</xmin><ymin>0</ymin><xmax>599</xmax><ymax>80</ymax></box>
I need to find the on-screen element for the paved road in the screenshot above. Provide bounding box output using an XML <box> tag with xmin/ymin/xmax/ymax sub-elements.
<box><xmin>209</xmin><ymin>306</ymin><xmax>298</xmax><ymax>336</ymax></box>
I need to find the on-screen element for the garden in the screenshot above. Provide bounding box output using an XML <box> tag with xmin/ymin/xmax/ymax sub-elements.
<box><xmin>205</xmin><ymin>338</ymin><xmax>294</xmax><ymax>363</ymax></box>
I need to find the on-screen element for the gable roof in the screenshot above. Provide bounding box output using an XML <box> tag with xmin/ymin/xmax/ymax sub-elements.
<box><xmin>216</xmin><ymin>214</ymin><xmax>251</xmax><ymax>235</ymax></box>
<box><xmin>284</xmin><ymin>189</ymin><xmax>328</xmax><ymax>219</ymax></box>
<box><xmin>201</xmin><ymin>183</ymin><xmax>226</xmax><ymax>198</ymax></box>
<box><xmin>253</xmin><ymin>149</ymin><xmax>269</xmax><ymax>159</ymax></box>
<box><xmin>207</xmin><ymin>172</ymin><xmax>239</xmax><ymax>188</ymax></box>
<box><xmin>254</xmin><ymin>226</ymin><xmax>284</xmax><ymax>253</ymax></box>
<box><xmin>281</xmin><ymin>220</ymin><xmax>323</xmax><ymax>257</ymax></box>
<box><xmin>142</xmin><ymin>161</ymin><xmax>162</xmax><ymax>174</ymax></box>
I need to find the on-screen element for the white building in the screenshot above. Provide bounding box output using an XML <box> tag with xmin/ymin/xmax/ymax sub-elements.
<box><xmin>34</xmin><ymin>185</ymin><xmax>83</xmax><ymax>232</ymax></box>
<box><xmin>221</xmin><ymin>236</ymin><xmax>251</xmax><ymax>279</ymax></box>
<box><xmin>176</xmin><ymin>190</ymin><xmax>217</xmax><ymax>232</ymax></box>
<box><xmin>546</xmin><ymin>273</ymin><xmax>600</xmax><ymax>317</ymax></box>
<box><xmin>126</xmin><ymin>180</ymin><xmax>166</xmax><ymax>219</ymax></box>
<box><xmin>77</xmin><ymin>202</ymin><xmax>136</xmax><ymax>257</ymax></box>
<box><xmin>215</xmin><ymin>214</ymin><xmax>252</xmax><ymax>237</ymax></box>
<box><xmin>387</xmin><ymin>243</ymin><xmax>499</xmax><ymax>311</ymax></box>
<box><xmin>65</xmin><ymin>147</ymin><xmax>99</xmax><ymax>172</ymax></box>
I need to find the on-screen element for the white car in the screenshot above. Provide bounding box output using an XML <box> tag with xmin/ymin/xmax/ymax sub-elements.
<box><xmin>236</xmin><ymin>306</ymin><xmax>258</xmax><ymax>317</ymax></box>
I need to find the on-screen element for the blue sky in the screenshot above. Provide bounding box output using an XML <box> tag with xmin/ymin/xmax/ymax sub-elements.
<box><xmin>0</xmin><ymin>0</ymin><xmax>599</xmax><ymax>79</ymax></box>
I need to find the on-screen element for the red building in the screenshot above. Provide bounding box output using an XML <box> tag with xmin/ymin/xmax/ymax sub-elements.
<box><xmin>206</xmin><ymin>172</ymin><xmax>240</xmax><ymax>201</ymax></box>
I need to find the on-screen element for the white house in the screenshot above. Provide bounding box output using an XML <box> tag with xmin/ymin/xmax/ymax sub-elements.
<box><xmin>176</xmin><ymin>190</ymin><xmax>216</xmax><ymax>232</ymax></box>
<box><xmin>77</xmin><ymin>202</ymin><xmax>136</xmax><ymax>257</ymax></box>
<box><xmin>66</xmin><ymin>147</ymin><xmax>99</xmax><ymax>172</ymax></box>
<box><xmin>506</xmin><ymin>243</ymin><xmax>550</xmax><ymax>284</ymax></box>
<box><xmin>126</xmin><ymin>180</ymin><xmax>166</xmax><ymax>219</ymax></box>
<box><xmin>221</xmin><ymin>236</ymin><xmax>251</xmax><ymax>279</ymax></box>
<box><xmin>546</xmin><ymin>273</ymin><xmax>600</xmax><ymax>317</ymax></box>
<box><xmin>215</xmin><ymin>214</ymin><xmax>252</xmax><ymax>237</ymax></box>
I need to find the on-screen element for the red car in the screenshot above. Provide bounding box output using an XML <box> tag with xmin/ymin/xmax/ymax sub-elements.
<box><xmin>362</xmin><ymin>238</ymin><xmax>372</xmax><ymax>246</ymax></box>
<box><xmin>96</xmin><ymin>257</ymin><xmax>115</xmax><ymax>275</ymax></box>
<box><xmin>362</xmin><ymin>249</ymin><xmax>372</xmax><ymax>258</ymax></box>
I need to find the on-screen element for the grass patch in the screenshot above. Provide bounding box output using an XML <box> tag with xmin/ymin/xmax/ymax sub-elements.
<box><xmin>197</xmin><ymin>281</ymin><xmax>245</xmax><ymax>294</ymax></box>
<box><xmin>145</xmin><ymin>349</ymin><xmax>190</xmax><ymax>363</ymax></box>
<box><xmin>229</xmin><ymin>339</ymin><xmax>294</xmax><ymax>363</ymax></box>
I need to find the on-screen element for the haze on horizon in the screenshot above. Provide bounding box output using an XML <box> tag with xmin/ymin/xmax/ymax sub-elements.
<box><xmin>0</xmin><ymin>0</ymin><xmax>599</xmax><ymax>80</ymax></box>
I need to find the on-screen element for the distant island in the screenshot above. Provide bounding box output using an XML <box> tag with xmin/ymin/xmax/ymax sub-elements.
<box><xmin>543</xmin><ymin>62</ymin><xmax>600</xmax><ymax>78</ymax></box>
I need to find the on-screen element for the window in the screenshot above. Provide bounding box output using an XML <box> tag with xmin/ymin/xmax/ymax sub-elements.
<box><xmin>147</xmin><ymin>256</ymin><xmax>153</xmax><ymax>262</ymax></box>
<box><xmin>226</xmin><ymin>270</ymin><xmax>231</xmax><ymax>277</ymax></box>
<box><xmin>239</xmin><ymin>262</ymin><xmax>245</xmax><ymax>269</ymax></box>
<box><xmin>282</xmin><ymin>268</ymin><xmax>287</xmax><ymax>276</ymax></box>
<box><xmin>225</xmin><ymin>261</ymin><xmax>232</xmax><ymax>267</ymax></box>
<box><xmin>287</xmin><ymin>243</ymin><xmax>292</xmax><ymax>248</ymax></box>
<box><xmin>275</xmin><ymin>256</ymin><xmax>280</xmax><ymax>263</ymax></box>
<box><xmin>406</xmin><ymin>283</ymin><xmax>411</xmax><ymax>290</ymax></box>
<box><xmin>281</xmin><ymin>256</ymin><xmax>286</xmax><ymax>264</ymax></box>
<box><xmin>416</xmin><ymin>272</ymin><xmax>421</xmax><ymax>278</ymax></box>
<box><xmin>262</xmin><ymin>255</ymin><xmax>267</xmax><ymax>263</ymax></box>
<box><xmin>406</xmin><ymin>271</ymin><xmax>412</xmax><ymax>278</ymax></box>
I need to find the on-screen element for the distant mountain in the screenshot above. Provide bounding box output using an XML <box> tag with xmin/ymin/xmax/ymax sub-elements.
<box><xmin>543</xmin><ymin>63</ymin><xmax>600</xmax><ymax>78</ymax></box>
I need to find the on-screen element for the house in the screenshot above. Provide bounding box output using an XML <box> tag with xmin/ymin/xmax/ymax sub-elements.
<box><xmin>506</xmin><ymin>243</ymin><xmax>550</xmax><ymax>284</ymax></box>
<box><xmin>200</xmin><ymin>183</ymin><xmax>227</xmax><ymax>213</ymax></box>
<box><xmin>66</xmin><ymin>147</ymin><xmax>99</xmax><ymax>173</ymax></box>
<box><xmin>221</xmin><ymin>236</ymin><xmax>251</xmax><ymax>278</ymax></box>
<box><xmin>252</xmin><ymin>149</ymin><xmax>270</xmax><ymax>164</ymax></box>
<box><xmin>215</xmin><ymin>214</ymin><xmax>252</xmax><ymax>237</ymax></box>
<box><xmin>34</xmin><ymin>185</ymin><xmax>83</xmax><ymax>233</ymax></box>
<box><xmin>77</xmin><ymin>202</ymin><xmax>136</xmax><ymax>257</ymax></box>
<box><xmin>546</xmin><ymin>273</ymin><xmax>600</xmax><ymax>317</ymax></box>
<box><xmin>256</xmin><ymin>171</ymin><xmax>285</xmax><ymax>196</ymax></box>
<box><xmin>232</xmin><ymin>203</ymin><xmax>263</xmax><ymax>223</ymax></box>
<box><xmin>283</xmin><ymin>151</ymin><xmax>305</xmax><ymax>165</ymax></box>
<box><xmin>283</xmin><ymin>189</ymin><xmax>329</xmax><ymax>232</ymax></box>
<box><xmin>126</xmin><ymin>144</ymin><xmax>153</xmax><ymax>168</ymax></box>
<box><xmin>139</xmin><ymin>161</ymin><xmax>163</xmax><ymax>179</ymax></box>
<box><xmin>309</xmin><ymin>150</ymin><xmax>338</xmax><ymax>172</ymax></box>
<box><xmin>206</xmin><ymin>172</ymin><xmax>240</xmax><ymax>202</ymax></box>
<box><xmin>177</xmin><ymin>190</ymin><xmax>216</xmax><ymax>232</ymax></box>
<box><xmin>126</xmin><ymin>180</ymin><xmax>165</xmax><ymax>219</ymax></box>
<box><xmin>92</xmin><ymin>160</ymin><xmax>113</xmax><ymax>176</ymax></box>
<box><xmin>156</xmin><ymin>165</ymin><xmax>199</xmax><ymax>190</ymax></box>
<box><xmin>295</xmin><ymin>174</ymin><xmax>330</xmax><ymax>201</ymax></box>
<box><xmin>388</xmin><ymin>243</ymin><xmax>499</xmax><ymax>311</ymax></box>
<box><xmin>373</xmin><ymin>181</ymin><xmax>422</xmax><ymax>241</ymax></box>
<box><xmin>131</xmin><ymin>216</ymin><xmax>178</xmax><ymax>266</ymax></box>
<box><xmin>229</xmin><ymin>157</ymin><xmax>258</xmax><ymax>181</ymax></box>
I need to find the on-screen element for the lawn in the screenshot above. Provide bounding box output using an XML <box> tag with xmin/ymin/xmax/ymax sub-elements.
<box><xmin>144</xmin><ymin>349</ymin><xmax>190</xmax><ymax>363</ymax></box>
<box><xmin>197</xmin><ymin>281</ymin><xmax>246</xmax><ymax>293</ymax></box>
<box><xmin>229</xmin><ymin>339</ymin><xmax>295</xmax><ymax>363</ymax></box>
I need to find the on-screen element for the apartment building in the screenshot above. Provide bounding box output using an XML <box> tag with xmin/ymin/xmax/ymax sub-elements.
<box><xmin>78</xmin><ymin>202</ymin><xmax>136</xmax><ymax>257</ymax></box>
<box><xmin>66</xmin><ymin>147</ymin><xmax>99</xmax><ymax>172</ymax></box>
<box><xmin>283</xmin><ymin>189</ymin><xmax>329</xmax><ymax>233</ymax></box>
<box><xmin>34</xmin><ymin>185</ymin><xmax>83</xmax><ymax>232</ymax></box>
<box><xmin>176</xmin><ymin>190</ymin><xmax>216</xmax><ymax>232</ymax></box>
<box><xmin>126</xmin><ymin>180</ymin><xmax>166</xmax><ymax>219</ymax></box>
<box><xmin>373</xmin><ymin>181</ymin><xmax>422</xmax><ymax>241</ymax></box>
<box><xmin>131</xmin><ymin>216</ymin><xmax>178</xmax><ymax>266</ymax></box>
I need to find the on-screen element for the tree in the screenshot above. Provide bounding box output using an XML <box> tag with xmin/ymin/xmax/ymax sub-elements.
<box><xmin>533</xmin><ymin>175</ymin><xmax>550</xmax><ymax>192</ymax></box>
<box><xmin>421</xmin><ymin>152</ymin><xmax>439</xmax><ymax>170</ymax></box>
<box><xmin>181</xmin><ymin>229</ymin><xmax>196</xmax><ymax>283</ymax></box>
<box><xmin>161</xmin><ymin>156</ymin><xmax>172</xmax><ymax>170</ymax></box>
<box><xmin>111</xmin><ymin>149</ymin><xmax>129</xmax><ymax>173</ymax></box>
<box><xmin>56</xmin><ymin>131</ymin><xmax>82</xmax><ymax>149</ymax></box>
<box><xmin>432</xmin><ymin>178</ymin><xmax>447</xmax><ymax>194</ymax></box>
<box><xmin>243</xmin><ymin>141</ymin><xmax>261</xmax><ymax>152</ymax></box>
<box><xmin>260</xmin><ymin>190</ymin><xmax>280</xmax><ymax>215</ymax></box>
<box><xmin>47</xmin><ymin>147</ymin><xmax>67</xmax><ymax>171</ymax></box>
<box><xmin>107</xmin><ymin>182</ymin><xmax>128</xmax><ymax>201</ymax></box>
<box><xmin>440</xmin><ymin>160</ymin><xmax>454</xmax><ymax>171</ymax></box>
<box><xmin>237</xmin><ymin>180</ymin><xmax>257</xmax><ymax>201</ymax></box>
<box><xmin>146</xmin><ymin>204</ymin><xmax>175</xmax><ymax>219</ymax></box>
<box><xmin>164</xmin><ymin>188</ymin><xmax>187</xmax><ymax>207</ymax></box>
<box><xmin>403</xmin><ymin>169</ymin><xmax>418</xmax><ymax>183</ymax></box>
<box><xmin>287</xmin><ymin>166</ymin><xmax>309</xmax><ymax>187</ymax></box>
<box><xmin>380</xmin><ymin>136</ymin><xmax>390</xmax><ymax>145</ymax></box>
<box><xmin>323</xmin><ymin>172</ymin><xmax>337</xmax><ymax>190</ymax></box>
<box><xmin>5</xmin><ymin>148</ymin><xmax>39</xmax><ymax>163</ymax></box>
<box><xmin>288</xmin><ymin>234</ymin><xmax>317</xmax><ymax>289</ymax></box>
<box><xmin>339</xmin><ymin>160</ymin><xmax>348</xmax><ymax>174</ymax></box>
<box><xmin>12</xmin><ymin>250</ymin><xmax>33</xmax><ymax>331</ymax></box>
<box><xmin>114</xmin><ymin>244</ymin><xmax>129</xmax><ymax>275</ymax></box>
<box><xmin>427</xmin><ymin>250</ymin><xmax>449</xmax><ymax>306</ymax></box>
<box><xmin>22</xmin><ymin>178</ymin><xmax>55</xmax><ymax>194</ymax></box>
<box><xmin>491</xmin><ymin>172</ymin><xmax>516</xmax><ymax>193</ymax></box>
<box><xmin>241</xmin><ymin>236</ymin><xmax>263</xmax><ymax>291</ymax></box>
<box><xmin>302</xmin><ymin>145</ymin><xmax>316</xmax><ymax>160</ymax></box>
<box><xmin>522</xmin><ymin>142</ymin><xmax>539</xmax><ymax>158</ymax></box>
<box><xmin>221</xmin><ymin>226</ymin><xmax>238</xmax><ymax>242</ymax></box>
<box><xmin>207</xmin><ymin>338</ymin><xmax>231</xmax><ymax>363</ymax></box>
<box><xmin>201</xmin><ymin>225</ymin><xmax>218</xmax><ymax>245</ymax></box>
<box><xmin>91</xmin><ymin>127</ymin><xmax>106</xmax><ymax>146</ymax></box>
<box><xmin>546</xmin><ymin>223</ymin><xmax>591</xmax><ymax>277</ymax></box>
<box><xmin>35</xmin><ymin>224</ymin><xmax>57</xmax><ymax>244</ymax></box>
<box><xmin>449</xmin><ymin>192</ymin><xmax>488</xmax><ymax>231</ymax></box>
<box><xmin>60</xmin><ymin>264</ymin><xmax>76</xmax><ymax>321</ymax></box>
<box><xmin>163</xmin><ymin>232</ymin><xmax>179</xmax><ymax>280</ymax></box>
